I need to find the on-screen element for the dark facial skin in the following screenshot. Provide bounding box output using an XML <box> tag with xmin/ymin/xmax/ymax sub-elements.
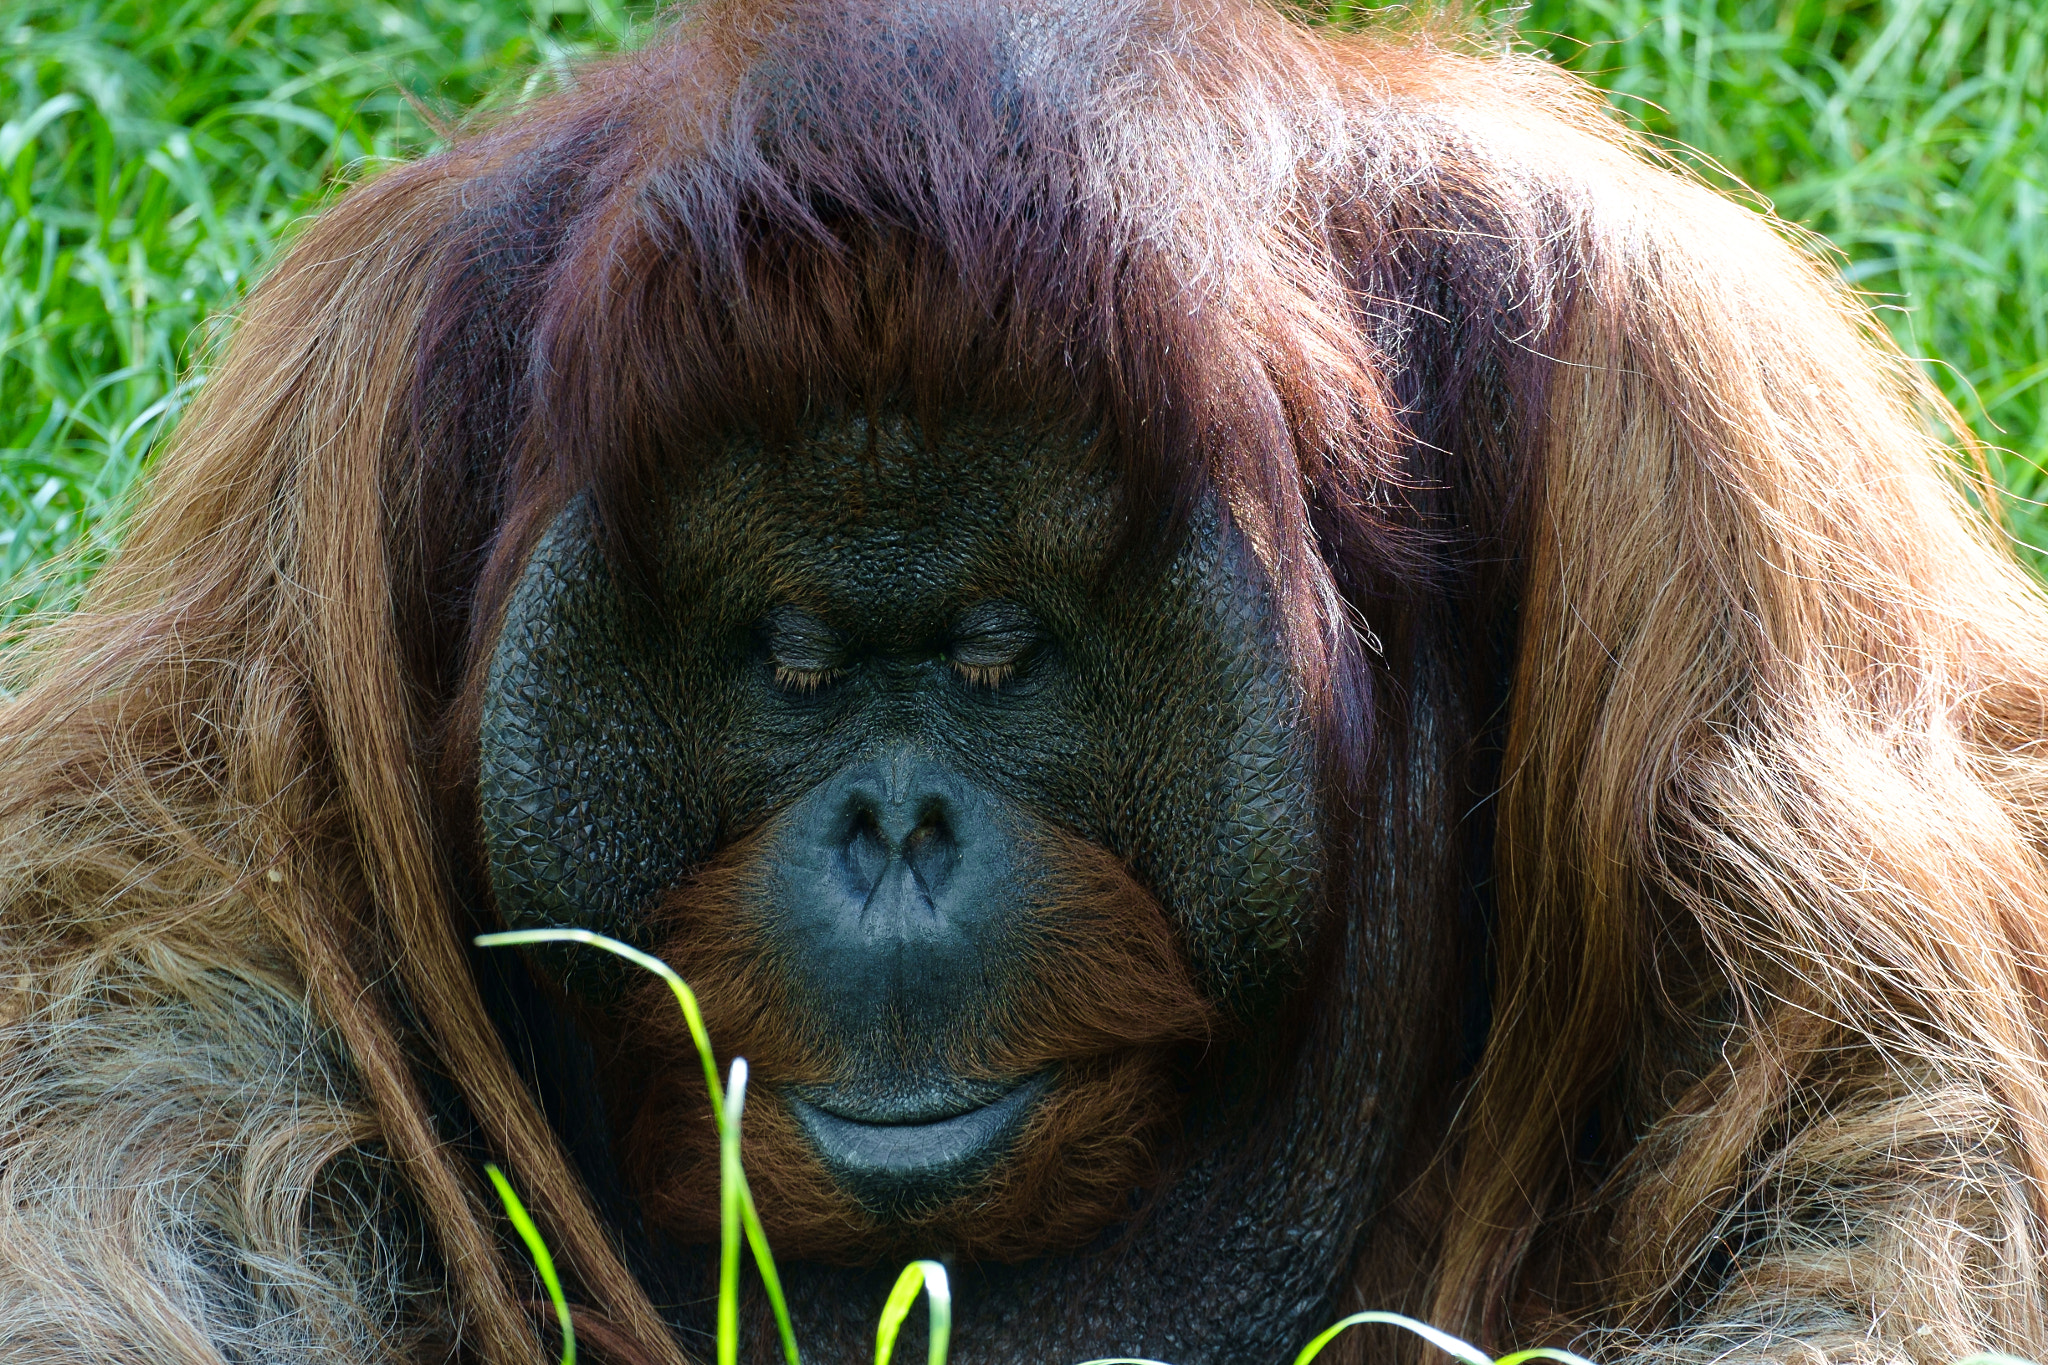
<box><xmin>474</xmin><ymin>415</ymin><xmax>1432</xmax><ymax>1361</ymax></box>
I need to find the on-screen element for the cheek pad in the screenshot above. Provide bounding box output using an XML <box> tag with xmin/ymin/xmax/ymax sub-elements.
<box><xmin>478</xmin><ymin>499</ymin><xmax>721</xmax><ymax>992</ymax></box>
<box><xmin>1067</xmin><ymin>516</ymin><xmax>1325</xmax><ymax>1016</ymax></box>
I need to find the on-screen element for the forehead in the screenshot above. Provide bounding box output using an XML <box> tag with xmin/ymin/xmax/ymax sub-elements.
<box><xmin>661</xmin><ymin>415</ymin><xmax>1119</xmax><ymax>616</ymax></box>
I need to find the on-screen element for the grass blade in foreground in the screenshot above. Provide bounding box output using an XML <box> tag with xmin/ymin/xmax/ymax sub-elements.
<box><xmin>1288</xmin><ymin>1314</ymin><xmax>1592</xmax><ymax>1365</ymax></box>
<box><xmin>485</xmin><ymin>1163</ymin><xmax>577</xmax><ymax>1365</ymax></box>
<box><xmin>475</xmin><ymin>927</ymin><xmax>802</xmax><ymax>1365</ymax></box>
<box><xmin>1079</xmin><ymin>1312</ymin><xmax>1595</xmax><ymax>1365</ymax></box>
<box><xmin>1296</xmin><ymin>1314</ymin><xmax>1488</xmax><ymax>1365</ymax></box>
<box><xmin>875</xmin><ymin>1260</ymin><xmax>951</xmax><ymax>1365</ymax></box>
<box><xmin>721</xmin><ymin>1058</ymin><xmax>749</xmax><ymax>1365</ymax></box>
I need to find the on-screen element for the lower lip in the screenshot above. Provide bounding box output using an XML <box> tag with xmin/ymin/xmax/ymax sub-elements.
<box><xmin>788</xmin><ymin>1076</ymin><xmax>1049</xmax><ymax>1209</ymax></box>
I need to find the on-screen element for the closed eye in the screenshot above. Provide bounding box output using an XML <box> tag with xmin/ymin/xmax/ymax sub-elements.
<box><xmin>767</xmin><ymin>606</ymin><xmax>848</xmax><ymax>693</ymax></box>
<box><xmin>948</xmin><ymin>601</ymin><xmax>1041</xmax><ymax>690</ymax></box>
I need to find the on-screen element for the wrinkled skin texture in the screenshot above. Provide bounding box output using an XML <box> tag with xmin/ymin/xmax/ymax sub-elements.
<box><xmin>480</xmin><ymin>418</ymin><xmax>1321</xmax><ymax>1011</ymax></box>
<box><xmin>474</xmin><ymin>417</ymin><xmax>1450</xmax><ymax>1358</ymax></box>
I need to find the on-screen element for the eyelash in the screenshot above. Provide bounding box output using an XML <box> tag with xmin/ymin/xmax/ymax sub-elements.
<box><xmin>772</xmin><ymin>649</ymin><xmax>1025</xmax><ymax>692</ymax></box>
<box><xmin>949</xmin><ymin>659</ymin><xmax>1015</xmax><ymax>689</ymax></box>
<box><xmin>773</xmin><ymin>663</ymin><xmax>845</xmax><ymax>692</ymax></box>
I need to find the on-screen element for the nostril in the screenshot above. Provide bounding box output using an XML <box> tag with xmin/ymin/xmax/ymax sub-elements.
<box><xmin>841</xmin><ymin>811</ymin><xmax>889</xmax><ymax>896</ymax></box>
<box><xmin>902</xmin><ymin>817</ymin><xmax>957</xmax><ymax>896</ymax></box>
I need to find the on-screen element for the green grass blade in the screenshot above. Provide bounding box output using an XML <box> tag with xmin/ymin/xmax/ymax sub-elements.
<box><xmin>476</xmin><ymin>928</ymin><xmax>723</xmax><ymax>1107</ymax></box>
<box><xmin>1292</xmin><ymin>1311</ymin><xmax>1494</xmax><ymax>1365</ymax></box>
<box><xmin>741</xmin><ymin>1180</ymin><xmax>804</xmax><ymax>1365</ymax></box>
<box><xmin>1494</xmin><ymin>1349</ymin><xmax>1598</xmax><ymax>1365</ymax></box>
<box><xmin>484</xmin><ymin>1163</ymin><xmax>577</xmax><ymax>1365</ymax></box>
<box><xmin>475</xmin><ymin>928</ymin><xmax>803</xmax><ymax>1365</ymax></box>
<box><xmin>720</xmin><ymin>1058</ymin><xmax>747</xmax><ymax>1365</ymax></box>
<box><xmin>875</xmin><ymin>1260</ymin><xmax>950</xmax><ymax>1365</ymax></box>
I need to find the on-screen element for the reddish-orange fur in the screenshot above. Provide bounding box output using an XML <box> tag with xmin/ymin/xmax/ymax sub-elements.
<box><xmin>604</xmin><ymin>831</ymin><xmax>1217</xmax><ymax>1262</ymax></box>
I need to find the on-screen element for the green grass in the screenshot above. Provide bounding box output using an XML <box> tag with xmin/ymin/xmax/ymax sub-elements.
<box><xmin>0</xmin><ymin>0</ymin><xmax>633</xmax><ymax>620</ymax></box>
<box><xmin>2</xmin><ymin>0</ymin><xmax>2043</xmax><ymax>614</ymax></box>
<box><xmin>1501</xmin><ymin>0</ymin><xmax>2048</xmax><ymax>567</ymax></box>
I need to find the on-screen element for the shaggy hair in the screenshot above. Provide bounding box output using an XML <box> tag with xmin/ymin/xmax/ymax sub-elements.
<box><xmin>4</xmin><ymin>0</ymin><xmax>2047</xmax><ymax>1361</ymax></box>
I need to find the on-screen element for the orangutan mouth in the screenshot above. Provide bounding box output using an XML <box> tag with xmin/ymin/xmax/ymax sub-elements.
<box><xmin>787</xmin><ymin>1075</ymin><xmax>1050</xmax><ymax>1212</ymax></box>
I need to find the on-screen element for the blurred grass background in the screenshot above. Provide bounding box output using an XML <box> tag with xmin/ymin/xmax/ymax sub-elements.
<box><xmin>0</xmin><ymin>0</ymin><xmax>2042</xmax><ymax>620</ymax></box>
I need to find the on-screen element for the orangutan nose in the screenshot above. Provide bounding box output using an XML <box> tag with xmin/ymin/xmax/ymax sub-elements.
<box><xmin>765</xmin><ymin>745</ymin><xmax>1028</xmax><ymax>1038</ymax></box>
<box><xmin>837</xmin><ymin>784</ymin><xmax>960</xmax><ymax>918</ymax></box>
